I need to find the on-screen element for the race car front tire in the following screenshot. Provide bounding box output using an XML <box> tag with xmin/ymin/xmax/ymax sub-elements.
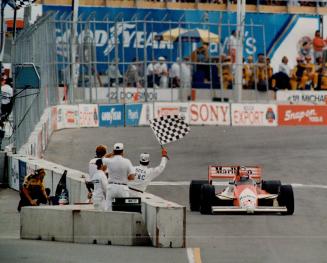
<box><xmin>189</xmin><ymin>180</ymin><xmax>208</xmax><ymax>211</ymax></box>
<box><xmin>200</xmin><ymin>184</ymin><xmax>215</xmax><ymax>215</ymax></box>
<box><xmin>262</xmin><ymin>180</ymin><xmax>281</xmax><ymax>194</ymax></box>
<box><xmin>278</xmin><ymin>185</ymin><xmax>294</xmax><ymax>215</ymax></box>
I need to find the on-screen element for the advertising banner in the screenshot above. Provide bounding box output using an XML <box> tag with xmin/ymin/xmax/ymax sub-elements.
<box><xmin>98</xmin><ymin>104</ymin><xmax>124</xmax><ymax>127</ymax></box>
<box><xmin>51</xmin><ymin>106</ymin><xmax>58</xmax><ymax>132</ymax></box>
<box><xmin>139</xmin><ymin>103</ymin><xmax>155</xmax><ymax>126</ymax></box>
<box><xmin>278</xmin><ymin>105</ymin><xmax>327</xmax><ymax>126</ymax></box>
<box><xmin>154</xmin><ymin>102</ymin><xmax>189</xmax><ymax>123</ymax></box>
<box><xmin>84</xmin><ymin>87</ymin><xmax>179</xmax><ymax>103</ymax></box>
<box><xmin>189</xmin><ymin>102</ymin><xmax>230</xmax><ymax>125</ymax></box>
<box><xmin>276</xmin><ymin>90</ymin><xmax>327</xmax><ymax>105</ymax></box>
<box><xmin>79</xmin><ymin>104</ymin><xmax>99</xmax><ymax>127</ymax></box>
<box><xmin>125</xmin><ymin>104</ymin><xmax>142</xmax><ymax>126</ymax></box>
<box><xmin>231</xmin><ymin>104</ymin><xmax>278</xmax><ymax>126</ymax></box>
<box><xmin>57</xmin><ymin>105</ymin><xmax>79</xmax><ymax>129</ymax></box>
<box><xmin>10</xmin><ymin>158</ymin><xmax>19</xmax><ymax>191</ymax></box>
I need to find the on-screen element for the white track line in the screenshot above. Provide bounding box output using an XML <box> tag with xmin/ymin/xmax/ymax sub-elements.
<box><xmin>150</xmin><ymin>181</ymin><xmax>327</xmax><ymax>189</ymax></box>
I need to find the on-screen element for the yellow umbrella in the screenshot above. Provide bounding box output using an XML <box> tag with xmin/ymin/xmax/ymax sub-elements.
<box><xmin>155</xmin><ymin>27</ymin><xmax>188</xmax><ymax>42</ymax></box>
<box><xmin>179</xmin><ymin>28</ymin><xmax>219</xmax><ymax>43</ymax></box>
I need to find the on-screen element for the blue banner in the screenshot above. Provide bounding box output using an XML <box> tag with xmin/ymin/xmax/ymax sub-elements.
<box><xmin>99</xmin><ymin>104</ymin><xmax>124</xmax><ymax>127</ymax></box>
<box><xmin>18</xmin><ymin>160</ymin><xmax>26</xmax><ymax>190</ymax></box>
<box><xmin>125</xmin><ymin>104</ymin><xmax>142</xmax><ymax>126</ymax></box>
<box><xmin>43</xmin><ymin>5</ymin><xmax>318</xmax><ymax>74</ymax></box>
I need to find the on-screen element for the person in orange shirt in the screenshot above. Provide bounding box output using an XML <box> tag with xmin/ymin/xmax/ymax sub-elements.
<box><xmin>313</xmin><ymin>30</ymin><xmax>326</xmax><ymax>62</ymax></box>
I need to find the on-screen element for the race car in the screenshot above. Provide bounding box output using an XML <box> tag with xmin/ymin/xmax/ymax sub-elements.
<box><xmin>189</xmin><ymin>165</ymin><xmax>294</xmax><ymax>215</ymax></box>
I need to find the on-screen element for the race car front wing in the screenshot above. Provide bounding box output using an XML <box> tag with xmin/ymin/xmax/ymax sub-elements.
<box><xmin>211</xmin><ymin>206</ymin><xmax>287</xmax><ymax>214</ymax></box>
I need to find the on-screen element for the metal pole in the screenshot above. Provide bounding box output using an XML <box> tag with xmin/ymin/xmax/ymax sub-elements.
<box><xmin>235</xmin><ymin>0</ymin><xmax>245</xmax><ymax>103</ymax></box>
<box><xmin>71</xmin><ymin>0</ymin><xmax>79</xmax><ymax>104</ymax></box>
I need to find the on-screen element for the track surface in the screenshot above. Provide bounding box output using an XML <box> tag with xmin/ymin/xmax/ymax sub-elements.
<box><xmin>2</xmin><ymin>126</ymin><xmax>327</xmax><ymax>262</ymax></box>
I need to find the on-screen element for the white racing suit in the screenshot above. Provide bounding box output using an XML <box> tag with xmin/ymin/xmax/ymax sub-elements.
<box><xmin>129</xmin><ymin>157</ymin><xmax>168</xmax><ymax>197</ymax></box>
<box><xmin>91</xmin><ymin>170</ymin><xmax>107</xmax><ymax>210</ymax></box>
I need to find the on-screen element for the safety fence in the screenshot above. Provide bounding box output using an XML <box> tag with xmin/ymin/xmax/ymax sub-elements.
<box><xmin>17</xmin><ymin>89</ymin><xmax>327</xmax><ymax>159</ymax></box>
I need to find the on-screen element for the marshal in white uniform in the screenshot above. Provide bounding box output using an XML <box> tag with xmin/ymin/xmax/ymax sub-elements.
<box><xmin>103</xmin><ymin>143</ymin><xmax>135</xmax><ymax>211</ymax></box>
<box><xmin>129</xmin><ymin>148</ymin><xmax>168</xmax><ymax>196</ymax></box>
<box><xmin>92</xmin><ymin>169</ymin><xmax>108</xmax><ymax>210</ymax></box>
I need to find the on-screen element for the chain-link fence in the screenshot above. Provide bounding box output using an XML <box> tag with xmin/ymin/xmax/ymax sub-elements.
<box><xmin>11</xmin><ymin>12</ymin><xmax>59</xmax><ymax>151</ymax></box>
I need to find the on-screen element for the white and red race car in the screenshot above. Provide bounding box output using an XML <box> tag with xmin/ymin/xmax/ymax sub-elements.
<box><xmin>189</xmin><ymin>165</ymin><xmax>294</xmax><ymax>215</ymax></box>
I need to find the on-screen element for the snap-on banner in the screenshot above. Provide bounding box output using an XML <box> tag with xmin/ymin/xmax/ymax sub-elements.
<box><xmin>189</xmin><ymin>102</ymin><xmax>230</xmax><ymax>125</ymax></box>
<box><xmin>231</xmin><ymin>104</ymin><xmax>277</xmax><ymax>126</ymax></box>
<box><xmin>79</xmin><ymin>104</ymin><xmax>99</xmax><ymax>127</ymax></box>
<box><xmin>278</xmin><ymin>105</ymin><xmax>327</xmax><ymax>126</ymax></box>
<box><xmin>125</xmin><ymin>104</ymin><xmax>142</xmax><ymax>126</ymax></box>
<box><xmin>57</xmin><ymin>105</ymin><xmax>79</xmax><ymax>130</ymax></box>
<box><xmin>98</xmin><ymin>104</ymin><xmax>124</xmax><ymax>127</ymax></box>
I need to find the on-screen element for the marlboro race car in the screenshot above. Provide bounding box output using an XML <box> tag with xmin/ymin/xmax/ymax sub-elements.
<box><xmin>189</xmin><ymin>165</ymin><xmax>294</xmax><ymax>215</ymax></box>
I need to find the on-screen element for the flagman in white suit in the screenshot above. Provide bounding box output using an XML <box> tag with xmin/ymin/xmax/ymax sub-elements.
<box><xmin>129</xmin><ymin>148</ymin><xmax>168</xmax><ymax>196</ymax></box>
<box><xmin>103</xmin><ymin>143</ymin><xmax>135</xmax><ymax>211</ymax></box>
<box><xmin>91</xmin><ymin>159</ymin><xmax>108</xmax><ymax>210</ymax></box>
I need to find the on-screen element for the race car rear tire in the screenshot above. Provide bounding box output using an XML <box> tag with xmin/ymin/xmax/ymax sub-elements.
<box><xmin>189</xmin><ymin>180</ymin><xmax>208</xmax><ymax>211</ymax></box>
<box><xmin>278</xmin><ymin>185</ymin><xmax>294</xmax><ymax>215</ymax></box>
<box><xmin>200</xmin><ymin>184</ymin><xmax>215</xmax><ymax>215</ymax></box>
<box><xmin>262</xmin><ymin>180</ymin><xmax>281</xmax><ymax>194</ymax></box>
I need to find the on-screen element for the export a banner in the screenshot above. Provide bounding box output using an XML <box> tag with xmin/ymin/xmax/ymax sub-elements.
<box><xmin>278</xmin><ymin>105</ymin><xmax>327</xmax><ymax>126</ymax></box>
<box><xmin>231</xmin><ymin>104</ymin><xmax>277</xmax><ymax>126</ymax></box>
<box><xmin>57</xmin><ymin>105</ymin><xmax>79</xmax><ymax>129</ymax></box>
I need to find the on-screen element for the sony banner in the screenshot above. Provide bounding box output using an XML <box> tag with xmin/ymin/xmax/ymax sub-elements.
<box><xmin>57</xmin><ymin>105</ymin><xmax>79</xmax><ymax>130</ymax></box>
<box><xmin>189</xmin><ymin>102</ymin><xmax>230</xmax><ymax>125</ymax></box>
<box><xmin>231</xmin><ymin>104</ymin><xmax>278</xmax><ymax>126</ymax></box>
<box><xmin>278</xmin><ymin>105</ymin><xmax>327</xmax><ymax>126</ymax></box>
<box><xmin>276</xmin><ymin>90</ymin><xmax>327</xmax><ymax>105</ymax></box>
<box><xmin>79</xmin><ymin>104</ymin><xmax>99</xmax><ymax>127</ymax></box>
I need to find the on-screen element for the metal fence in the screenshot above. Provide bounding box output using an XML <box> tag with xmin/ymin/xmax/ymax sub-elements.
<box><xmin>11</xmin><ymin>13</ymin><xmax>59</xmax><ymax>151</ymax></box>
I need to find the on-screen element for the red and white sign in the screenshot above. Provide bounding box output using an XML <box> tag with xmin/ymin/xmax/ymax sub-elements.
<box><xmin>57</xmin><ymin>105</ymin><xmax>79</xmax><ymax>130</ymax></box>
<box><xmin>79</xmin><ymin>104</ymin><xmax>99</xmax><ymax>127</ymax></box>
<box><xmin>278</xmin><ymin>105</ymin><xmax>327</xmax><ymax>126</ymax></box>
<box><xmin>189</xmin><ymin>102</ymin><xmax>230</xmax><ymax>125</ymax></box>
<box><xmin>232</xmin><ymin>104</ymin><xmax>278</xmax><ymax>126</ymax></box>
<box><xmin>139</xmin><ymin>103</ymin><xmax>154</xmax><ymax>126</ymax></box>
<box><xmin>154</xmin><ymin>102</ymin><xmax>189</xmax><ymax>123</ymax></box>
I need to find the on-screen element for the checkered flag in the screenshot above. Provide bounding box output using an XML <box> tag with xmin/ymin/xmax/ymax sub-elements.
<box><xmin>15</xmin><ymin>0</ymin><xmax>36</xmax><ymax>9</ymax></box>
<box><xmin>149</xmin><ymin>115</ymin><xmax>190</xmax><ymax>145</ymax></box>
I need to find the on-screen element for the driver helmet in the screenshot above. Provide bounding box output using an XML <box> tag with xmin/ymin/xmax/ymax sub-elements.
<box><xmin>239</xmin><ymin>166</ymin><xmax>249</xmax><ymax>181</ymax></box>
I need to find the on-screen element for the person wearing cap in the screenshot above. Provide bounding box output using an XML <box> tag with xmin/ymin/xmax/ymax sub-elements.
<box><xmin>91</xmin><ymin>159</ymin><xmax>108</xmax><ymax>210</ymax></box>
<box><xmin>154</xmin><ymin>56</ymin><xmax>168</xmax><ymax>88</ymax></box>
<box><xmin>103</xmin><ymin>143</ymin><xmax>135</xmax><ymax>211</ymax></box>
<box><xmin>129</xmin><ymin>147</ymin><xmax>168</xmax><ymax>196</ymax></box>
<box><xmin>290</xmin><ymin>56</ymin><xmax>309</xmax><ymax>90</ymax></box>
<box><xmin>169</xmin><ymin>58</ymin><xmax>181</xmax><ymax>88</ymax></box>
<box><xmin>17</xmin><ymin>168</ymin><xmax>48</xmax><ymax>212</ymax></box>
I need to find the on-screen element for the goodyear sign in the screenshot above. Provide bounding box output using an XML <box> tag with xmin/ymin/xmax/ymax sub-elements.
<box><xmin>99</xmin><ymin>104</ymin><xmax>124</xmax><ymax>127</ymax></box>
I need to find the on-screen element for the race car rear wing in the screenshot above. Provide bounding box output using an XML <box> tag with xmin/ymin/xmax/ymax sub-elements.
<box><xmin>208</xmin><ymin>165</ymin><xmax>262</xmax><ymax>181</ymax></box>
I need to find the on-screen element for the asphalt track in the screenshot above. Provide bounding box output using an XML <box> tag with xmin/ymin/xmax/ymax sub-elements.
<box><xmin>2</xmin><ymin>126</ymin><xmax>327</xmax><ymax>262</ymax></box>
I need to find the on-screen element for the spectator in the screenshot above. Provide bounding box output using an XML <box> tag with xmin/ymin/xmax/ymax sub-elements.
<box><xmin>290</xmin><ymin>56</ymin><xmax>309</xmax><ymax>90</ymax></box>
<box><xmin>1</xmin><ymin>73</ymin><xmax>13</xmax><ymax>122</ymax></box>
<box><xmin>103</xmin><ymin>143</ymin><xmax>135</xmax><ymax>211</ymax></box>
<box><xmin>191</xmin><ymin>42</ymin><xmax>210</xmax><ymax>81</ymax></box>
<box><xmin>227</xmin><ymin>30</ymin><xmax>237</xmax><ymax>63</ymax></box>
<box><xmin>222</xmin><ymin>56</ymin><xmax>233</xmax><ymax>90</ymax></box>
<box><xmin>255</xmin><ymin>53</ymin><xmax>268</xmax><ymax>91</ymax></box>
<box><xmin>107</xmin><ymin>62</ymin><xmax>123</xmax><ymax>87</ymax></box>
<box><xmin>125</xmin><ymin>58</ymin><xmax>141</xmax><ymax>88</ymax></box>
<box><xmin>313</xmin><ymin>30</ymin><xmax>325</xmax><ymax>62</ymax></box>
<box><xmin>91</xmin><ymin>159</ymin><xmax>108</xmax><ymax>210</ymax></box>
<box><xmin>169</xmin><ymin>57</ymin><xmax>181</xmax><ymax>88</ymax></box>
<box><xmin>180</xmin><ymin>57</ymin><xmax>192</xmax><ymax>89</ymax></box>
<box><xmin>129</xmin><ymin>148</ymin><xmax>168</xmax><ymax>196</ymax></box>
<box><xmin>266</xmin><ymin>57</ymin><xmax>274</xmax><ymax>89</ymax></box>
<box><xmin>146</xmin><ymin>59</ymin><xmax>156</xmax><ymax>88</ymax></box>
<box><xmin>305</xmin><ymin>55</ymin><xmax>317</xmax><ymax>89</ymax></box>
<box><xmin>17</xmin><ymin>168</ymin><xmax>48</xmax><ymax>212</ymax></box>
<box><xmin>154</xmin><ymin>56</ymin><xmax>169</xmax><ymax>88</ymax></box>
<box><xmin>243</xmin><ymin>55</ymin><xmax>255</xmax><ymax>89</ymax></box>
<box><xmin>272</xmin><ymin>56</ymin><xmax>291</xmax><ymax>90</ymax></box>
